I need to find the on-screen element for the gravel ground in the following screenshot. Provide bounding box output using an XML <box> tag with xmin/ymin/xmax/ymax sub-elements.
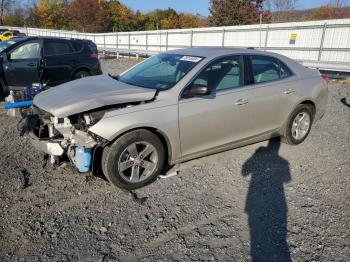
<box><xmin>0</xmin><ymin>58</ymin><xmax>349</xmax><ymax>261</ymax></box>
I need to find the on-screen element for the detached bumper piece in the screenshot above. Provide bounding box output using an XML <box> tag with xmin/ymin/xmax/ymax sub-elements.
<box><xmin>29</xmin><ymin>136</ymin><xmax>64</xmax><ymax>156</ymax></box>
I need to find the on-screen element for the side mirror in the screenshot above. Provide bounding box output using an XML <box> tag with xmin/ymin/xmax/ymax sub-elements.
<box><xmin>183</xmin><ymin>84</ymin><xmax>210</xmax><ymax>98</ymax></box>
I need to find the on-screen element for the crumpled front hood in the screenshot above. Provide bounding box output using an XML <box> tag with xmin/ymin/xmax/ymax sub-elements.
<box><xmin>33</xmin><ymin>75</ymin><xmax>157</xmax><ymax>117</ymax></box>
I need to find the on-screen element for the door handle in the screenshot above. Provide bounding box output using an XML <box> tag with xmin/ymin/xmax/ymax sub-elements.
<box><xmin>27</xmin><ymin>62</ymin><xmax>37</xmax><ymax>67</ymax></box>
<box><xmin>235</xmin><ymin>99</ymin><xmax>249</xmax><ymax>106</ymax></box>
<box><xmin>284</xmin><ymin>88</ymin><xmax>295</xmax><ymax>94</ymax></box>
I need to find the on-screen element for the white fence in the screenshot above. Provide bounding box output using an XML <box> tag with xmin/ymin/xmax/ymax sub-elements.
<box><xmin>4</xmin><ymin>19</ymin><xmax>350</xmax><ymax>72</ymax></box>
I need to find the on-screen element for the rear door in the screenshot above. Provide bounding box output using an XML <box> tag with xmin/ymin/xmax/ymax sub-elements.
<box><xmin>3</xmin><ymin>39</ymin><xmax>42</xmax><ymax>89</ymax></box>
<box><xmin>179</xmin><ymin>55</ymin><xmax>253</xmax><ymax>158</ymax></box>
<box><xmin>42</xmin><ymin>39</ymin><xmax>75</xmax><ymax>86</ymax></box>
<box><xmin>244</xmin><ymin>55</ymin><xmax>298</xmax><ymax>135</ymax></box>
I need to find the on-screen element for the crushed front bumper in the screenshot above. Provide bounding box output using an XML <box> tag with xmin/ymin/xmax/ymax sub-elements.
<box><xmin>28</xmin><ymin>133</ymin><xmax>64</xmax><ymax>156</ymax></box>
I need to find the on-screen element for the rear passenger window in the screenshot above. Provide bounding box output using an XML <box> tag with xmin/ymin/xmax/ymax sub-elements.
<box><xmin>251</xmin><ymin>56</ymin><xmax>292</xmax><ymax>84</ymax></box>
<box><xmin>87</xmin><ymin>42</ymin><xmax>98</xmax><ymax>53</ymax></box>
<box><xmin>71</xmin><ymin>41</ymin><xmax>83</xmax><ymax>52</ymax></box>
<box><xmin>43</xmin><ymin>41</ymin><xmax>72</xmax><ymax>56</ymax></box>
<box><xmin>280</xmin><ymin>62</ymin><xmax>293</xmax><ymax>79</ymax></box>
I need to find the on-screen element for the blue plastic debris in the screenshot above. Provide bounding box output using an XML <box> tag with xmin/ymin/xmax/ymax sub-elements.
<box><xmin>3</xmin><ymin>100</ymin><xmax>33</xmax><ymax>109</ymax></box>
<box><xmin>75</xmin><ymin>147</ymin><xmax>92</xmax><ymax>173</ymax></box>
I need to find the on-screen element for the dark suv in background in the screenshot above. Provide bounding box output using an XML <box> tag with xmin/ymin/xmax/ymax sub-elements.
<box><xmin>0</xmin><ymin>37</ymin><xmax>102</xmax><ymax>93</ymax></box>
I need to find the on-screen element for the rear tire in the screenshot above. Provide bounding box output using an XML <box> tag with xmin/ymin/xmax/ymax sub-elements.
<box><xmin>72</xmin><ymin>70</ymin><xmax>90</xmax><ymax>80</ymax></box>
<box><xmin>282</xmin><ymin>104</ymin><xmax>314</xmax><ymax>145</ymax></box>
<box><xmin>102</xmin><ymin>129</ymin><xmax>165</xmax><ymax>190</ymax></box>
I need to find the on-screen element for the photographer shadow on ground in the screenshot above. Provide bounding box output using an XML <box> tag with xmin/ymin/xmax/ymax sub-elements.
<box><xmin>242</xmin><ymin>138</ymin><xmax>292</xmax><ymax>262</ymax></box>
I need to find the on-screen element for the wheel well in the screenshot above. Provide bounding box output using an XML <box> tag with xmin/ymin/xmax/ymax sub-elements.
<box><xmin>72</xmin><ymin>67</ymin><xmax>90</xmax><ymax>77</ymax></box>
<box><xmin>301</xmin><ymin>100</ymin><xmax>316</xmax><ymax>117</ymax></box>
<box><xmin>107</xmin><ymin>127</ymin><xmax>171</xmax><ymax>166</ymax></box>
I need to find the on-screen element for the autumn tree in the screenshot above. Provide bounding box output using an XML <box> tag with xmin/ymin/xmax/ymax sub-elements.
<box><xmin>106</xmin><ymin>0</ymin><xmax>134</xmax><ymax>32</ymax></box>
<box><xmin>35</xmin><ymin>0</ymin><xmax>69</xmax><ymax>29</ymax></box>
<box><xmin>178</xmin><ymin>13</ymin><xmax>207</xmax><ymax>28</ymax></box>
<box><xmin>312</xmin><ymin>0</ymin><xmax>345</xmax><ymax>20</ymax></box>
<box><xmin>68</xmin><ymin>0</ymin><xmax>109</xmax><ymax>32</ymax></box>
<box><xmin>209</xmin><ymin>0</ymin><xmax>271</xmax><ymax>26</ymax></box>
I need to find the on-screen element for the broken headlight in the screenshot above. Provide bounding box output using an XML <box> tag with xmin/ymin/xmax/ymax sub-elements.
<box><xmin>83</xmin><ymin>110</ymin><xmax>106</xmax><ymax>126</ymax></box>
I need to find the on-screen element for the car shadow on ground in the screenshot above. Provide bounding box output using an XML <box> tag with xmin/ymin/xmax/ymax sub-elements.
<box><xmin>242</xmin><ymin>138</ymin><xmax>292</xmax><ymax>262</ymax></box>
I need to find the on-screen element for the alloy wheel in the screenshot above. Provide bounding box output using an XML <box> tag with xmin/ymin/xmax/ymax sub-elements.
<box><xmin>118</xmin><ymin>141</ymin><xmax>158</xmax><ymax>183</ymax></box>
<box><xmin>291</xmin><ymin>111</ymin><xmax>311</xmax><ymax>141</ymax></box>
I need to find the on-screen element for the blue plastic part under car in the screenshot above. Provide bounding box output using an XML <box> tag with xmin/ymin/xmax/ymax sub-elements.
<box><xmin>75</xmin><ymin>147</ymin><xmax>92</xmax><ymax>173</ymax></box>
<box><xmin>3</xmin><ymin>100</ymin><xmax>33</xmax><ymax>109</ymax></box>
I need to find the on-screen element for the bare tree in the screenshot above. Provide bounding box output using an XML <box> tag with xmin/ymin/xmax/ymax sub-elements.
<box><xmin>266</xmin><ymin>0</ymin><xmax>298</xmax><ymax>22</ymax></box>
<box><xmin>328</xmin><ymin>0</ymin><xmax>343</xmax><ymax>8</ymax></box>
<box><xmin>328</xmin><ymin>0</ymin><xmax>344</xmax><ymax>18</ymax></box>
<box><xmin>0</xmin><ymin>0</ymin><xmax>12</xmax><ymax>25</ymax></box>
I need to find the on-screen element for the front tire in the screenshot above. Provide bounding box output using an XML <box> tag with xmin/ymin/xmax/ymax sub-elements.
<box><xmin>72</xmin><ymin>70</ymin><xmax>90</xmax><ymax>80</ymax></box>
<box><xmin>102</xmin><ymin>129</ymin><xmax>165</xmax><ymax>190</ymax></box>
<box><xmin>282</xmin><ymin>104</ymin><xmax>314</xmax><ymax>145</ymax></box>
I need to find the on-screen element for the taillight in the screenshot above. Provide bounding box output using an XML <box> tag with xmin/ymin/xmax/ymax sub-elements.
<box><xmin>322</xmin><ymin>74</ymin><xmax>329</xmax><ymax>83</ymax></box>
<box><xmin>91</xmin><ymin>53</ymin><xmax>99</xmax><ymax>59</ymax></box>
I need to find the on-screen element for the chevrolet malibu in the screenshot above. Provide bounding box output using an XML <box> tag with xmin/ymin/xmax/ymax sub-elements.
<box><xmin>21</xmin><ymin>48</ymin><xmax>328</xmax><ymax>189</ymax></box>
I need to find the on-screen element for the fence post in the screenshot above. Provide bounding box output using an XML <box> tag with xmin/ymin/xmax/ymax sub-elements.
<box><xmin>318</xmin><ymin>23</ymin><xmax>327</xmax><ymax>62</ymax></box>
<box><xmin>103</xmin><ymin>34</ymin><xmax>106</xmax><ymax>48</ymax></box>
<box><xmin>166</xmin><ymin>31</ymin><xmax>169</xmax><ymax>51</ymax></box>
<box><xmin>128</xmin><ymin>32</ymin><xmax>131</xmax><ymax>52</ymax></box>
<box><xmin>190</xmin><ymin>30</ymin><xmax>193</xmax><ymax>48</ymax></box>
<box><xmin>222</xmin><ymin>29</ymin><xmax>225</xmax><ymax>47</ymax></box>
<box><xmin>145</xmin><ymin>32</ymin><xmax>148</xmax><ymax>51</ymax></box>
<box><xmin>116</xmin><ymin>33</ymin><xmax>118</xmax><ymax>50</ymax></box>
<box><xmin>264</xmin><ymin>26</ymin><xmax>270</xmax><ymax>50</ymax></box>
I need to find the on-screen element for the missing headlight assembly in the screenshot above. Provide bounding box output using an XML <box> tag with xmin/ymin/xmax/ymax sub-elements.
<box><xmin>19</xmin><ymin>106</ymin><xmax>111</xmax><ymax>173</ymax></box>
<box><xmin>19</xmin><ymin>95</ymin><xmax>151</xmax><ymax>173</ymax></box>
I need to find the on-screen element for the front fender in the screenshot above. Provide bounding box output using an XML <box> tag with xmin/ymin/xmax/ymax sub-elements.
<box><xmin>88</xmin><ymin>104</ymin><xmax>181</xmax><ymax>164</ymax></box>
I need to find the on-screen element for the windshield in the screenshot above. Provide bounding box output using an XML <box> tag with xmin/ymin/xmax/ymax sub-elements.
<box><xmin>119</xmin><ymin>53</ymin><xmax>203</xmax><ymax>90</ymax></box>
<box><xmin>0</xmin><ymin>39</ymin><xmax>22</xmax><ymax>52</ymax></box>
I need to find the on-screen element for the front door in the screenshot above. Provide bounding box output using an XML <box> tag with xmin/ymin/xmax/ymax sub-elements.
<box><xmin>3</xmin><ymin>40</ymin><xmax>41</xmax><ymax>89</ymax></box>
<box><xmin>179</xmin><ymin>55</ymin><xmax>252</xmax><ymax>158</ymax></box>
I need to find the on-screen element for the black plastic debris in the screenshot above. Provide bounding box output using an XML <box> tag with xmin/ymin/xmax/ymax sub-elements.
<box><xmin>19</xmin><ymin>169</ymin><xmax>31</xmax><ymax>189</ymax></box>
<box><xmin>340</xmin><ymin>97</ymin><xmax>350</xmax><ymax>108</ymax></box>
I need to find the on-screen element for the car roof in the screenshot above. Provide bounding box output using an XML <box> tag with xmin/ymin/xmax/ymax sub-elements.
<box><xmin>167</xmin><ymin>47</ymin><xmax>278</xmax><ymax>59</ymax></box>
<box><xmin>166</xmin><ymin>47</ymin><xmax>313</xmax><ymax>77</ymax></box>
<box><xmin>22</xmin><ymin>36</ymin><xmax>92</xmax><ymax>42</ymax></box>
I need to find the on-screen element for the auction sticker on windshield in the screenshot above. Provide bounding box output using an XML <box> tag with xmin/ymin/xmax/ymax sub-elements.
<box><xmin>180</xmin><ymin>56</ymin><xmax>203</xmax><ymax>63</ymax></box>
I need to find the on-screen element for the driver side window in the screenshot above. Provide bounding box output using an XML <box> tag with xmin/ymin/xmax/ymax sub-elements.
<box><xmin>10</xmin><ymin>41</ymin><xmax>40</xmax><ymax>60</ymax></box>
<box><xmin>191</xmin><ymin>55</ymin><xmax>244</xmax><ymax>93</ymax></box>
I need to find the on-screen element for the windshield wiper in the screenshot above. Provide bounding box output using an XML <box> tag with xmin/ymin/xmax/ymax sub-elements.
<box><xmin>108</xmin><ymin>73</ymin><xmax>119</xmax><ymax>80</ymax></box>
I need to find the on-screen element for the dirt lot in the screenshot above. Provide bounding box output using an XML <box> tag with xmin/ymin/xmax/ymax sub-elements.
<box><xmin>0</xmin><ymin>59</ymin><xmax>349</xmax><ymax>261</ymax></box>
